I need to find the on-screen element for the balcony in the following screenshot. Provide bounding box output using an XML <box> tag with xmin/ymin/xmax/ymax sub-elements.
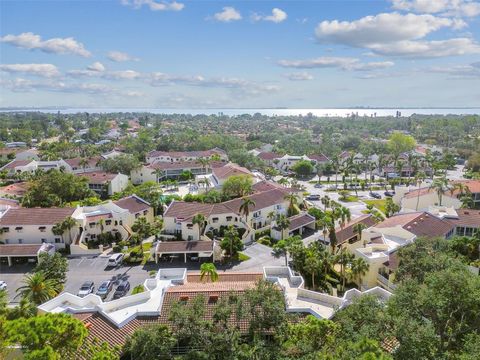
<box><xmin>377</xmin><ymin>273</ymin><xmax>397</xmax><ymax>290</ymax></box>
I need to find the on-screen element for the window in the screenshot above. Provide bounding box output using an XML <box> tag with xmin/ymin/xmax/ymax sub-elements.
<box><xmin>253</xmin><ymin>211</ymin><xmax>260</xmax><ymax>218</ymax></box>
<box><xmin>18</xmin><ymin>239</ymin><xmax>23</xmax><ymax>244</ymax></box>
<box><xmin>143</xmin><ymin>210</ymin><xmax>148</xmax><ymax>215</ymax></box>
<box><xmin>212</xmin><ymin>217</ymin><xmax>219</xmax><ymax>223</ymax></box>
<box><xmin>105</xmin><ymin>220</ymin><xmax>112</xmax><ymax>226</ymax></box>
<box><xmin>135</xmin><ymin>213</ymin><xmax>139</xmax><ymax>219</ymax></box>
<box><xmin>15</xmin><ymin>226</ymin><xmax>23</xmax><ymax>232</ymax></box>
<box><xmin>208</xmin><ymin>295</ymin><xmax>219</xmax><ymax>304</ymax></box>
<box><xmin>5</xmin><ymin>239</ymin><xmax>9</xmax><ymax>244</ymax></box>
<box><xmin>119</xmin><ymin>220</ymin><xmax>123</xmax><ymax>225</ymax></box>
<box><xmin>41</xmin><ymin>239</ymin><xmax>46</xmax><ymax>243</ymax></box>
<box><xmin>55</xmin><ymin>238</ymin><xmax>62</xmax><ymax>243</ymax></box>
<box><xmin>188</xmin><ymin>235</ymin><xmax>193</xmax><ymax>241</ymax></box>
<box><xmin>39</xmin><ymin>226</ymin><xmax>46</xmax><ymax>232</ymax></box>
<box><xmin>226</xmin><ymin>216</ymin><xmax>232</xmax><ymax>222</ymax></box>
<box><xmin>187</xmin><ymin>224</ymin><xmax>193</xmax><ymax>229</ymax></box>
<box><xmin>90</xmin><ymin>234</ymin><xmax>96</xmax><ymax>239</ymax></box>
<box><xmin>2</xmin><ymin>227</ymin><xmax>9</xmax><ymax>233</ymax></box>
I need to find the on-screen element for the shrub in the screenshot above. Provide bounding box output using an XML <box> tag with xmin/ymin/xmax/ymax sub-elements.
<box><xmin>257</xmin><ymin>236</ymin><xmax>272</xmax><ymax>247</ymax></box>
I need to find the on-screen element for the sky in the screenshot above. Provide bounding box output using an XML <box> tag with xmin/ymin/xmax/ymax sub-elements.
<box><xmin>0</xmin><ymin>0</ymin><xmax>479</xmax><ymax>109</ymax></box>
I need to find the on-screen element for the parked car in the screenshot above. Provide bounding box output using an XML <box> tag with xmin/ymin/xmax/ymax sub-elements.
<box><xmin>306</xmin><ymin>194</ymin><xmax>321</xmax><ymax>201</ymax></box>
<box><xmin>113</xmin><ymin>280</ymin><xmax>130</xmax><ymax>299</ymax></box>
<box><xmin>95</xmin><ymin>281</ymin><xmax>113</xmax><ymax>299</ymax></box>
<box><xmin>107</xmin><ymin>253</ymin><xmax>124</xmax><ymax>267</ymax></box>
<box><xmin>314</xmin><ymin>183</ymin><xmax>323</xmax><ymax>188</ymax></box>
<box><xmin>384</xmin><ymin>191</ymin><xmax>395</xmax><ymax>197</ymax></box>
<box><xmin>327</xmin><ymin>185</ymin><xmax>338</xmax><ymax>190</ymax></box>
<box><xmin>369</xmin><ymin>192</ymin><xmax>381</xmax><ymax>199</ymax></box>
<box><xmin>77</xmin><ymin>281</ymin><xmax>95</xmax><ymax>297</ymax></box>
<box><xmin>0</xmin><ymin>281</ymin><xmax>7</xmax><ymax>291</ymax></box>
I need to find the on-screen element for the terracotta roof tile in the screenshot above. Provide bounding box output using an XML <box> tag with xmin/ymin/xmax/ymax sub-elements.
<box><xmin>0</xmin><ymin>244</ymin><xmax>43</xmax><ymax>256</ymax></box>
<box><xmin>80</xmin><ymin>171</ymin><xmax>119</xmax><ymax>184</ymax></box>
<box><xmin>447</xmin><ymin>209</ymin><xmax>480</xmax><ymax>228</ymax></box>
<box><xmin>156</xmin><ymin>241</ymin><xmax>214</xmax><ymax>253</ymax></box>
<box><xmin>114</xmin><ymin>195</ymin><xmax>151</xmax><ymax>214</ymax></box>
<box><xmin>0</xmin><ymin>207</ymin><xmax>75</xmax><ymax>225</ymax></box>
<box><xmin>287</xmin><ymin>213</ymin><xmax>315</xmax><ymax>231</ymax></box>
<box><xmin>376</xmin><ymin>212</ymin><xmax>454</xmax><ymax>238</ymax></box>
<box><xmin>336</xmin><ymin>215</ymin><xmax>377</xmax><ymax>244</ymax></box>
<box><xmin>212</xmin><ymin>163</ymin><xmax>252</xmax><ymax>180</ymax></box>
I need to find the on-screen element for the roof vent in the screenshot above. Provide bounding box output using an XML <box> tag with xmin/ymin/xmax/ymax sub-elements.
<box><xmin>413</xmin><ymin>222</ymin><xmax>418</xmax><ymax>225</ymax></box>
<box><xmin>407</xmin><ymin>226</ymin><xmax>412</xmax><ymax>229</ymax></box>
<box><xmin>464</xmin><ymin>211</ymin><xmax>469</xmax><ymax>215</ymax></box>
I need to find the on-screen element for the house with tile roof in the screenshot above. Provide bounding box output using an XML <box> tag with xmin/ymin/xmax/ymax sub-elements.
<box><xmin>146</xmin><ymin>148</ymin><xmax>227</xmax><ymax>164</ymax></box>
<box><xmin>394</xmin><ymin>179</ymin><xmax>480</xmax><ymax>212</ymax></box>
<box><xmin>79</xmin><ymin>171</ymin><xmax>129</xmax><ymax>196</ymax></box>
<box><xmin>355</xmin><ymin>211</ymin><xmax>455</xmax><ymax>289</ymax></box>
<box><xmin>211</xmin><ymin>163</ymin><xmax>253</xmax><ymax>187</ymax></box>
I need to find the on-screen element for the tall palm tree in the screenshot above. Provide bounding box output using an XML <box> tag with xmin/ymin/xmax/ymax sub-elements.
<box><xmin>331</xmin><ymin>155</ymin><xmax>340</xmax><ymax>188</ymax></box>
<box><xmin>52</xmin><ymin>222</ymin><xmax>65</xmax><ymax>244</ymax></box>
<box><xmin>200</xmin><ymin>263</ymin><xmax>218</xmax><ymax>283</ymax></box>
<box><xmin>16</xmin><ymin>272</ymin><xmax>59</xmax><ymax>305</ymax></box>
<box><xmin>337</xmin><ymin>249</ymin><xmax>355</xmax><ymax>292</ymax></box>
<box><xmin>336</xmin><ymin>206</ymin><xmax>351</xmax><ymax>229</ymax></box>
<box><xmin>277</xmin><ymin>177</ymin><xmax>289</xmax><ymax>187</ymax></box>
<box><xmin>415</xmin><ymin>171</ymin><xmax>427</xmax><ymax>211</ymax></box>
<box><xmin>353</xmin><ymin>222</ymin><xmax>367</xmax><ymax>246</ymax></box>
<box><xmin>284</xmin><ymin>192</ymin><xmax>299</xmax><ymax>217</ymax></box>
<box><xmin>197</xmin><ymin>157</ymin><xmax>211</xmax><ymax>175</ymax></box>
<box><xmin>320</xmin><ymin>195</ymin><xmax>330</xmax><ymax>212</ymax></box>
<box><xmin>305</xmin><ymin>251</ymin><xmax>321</xmax><ymax>290</ymax></box>
<box><xmin>192</xmin><ymin>213</ymin><xmax>206</xmax><ymax>240</ymax></box>
<box><xmin>267</xmin><ymin>211</ymin><xmax>276</xmax><ymax>223</ymax></box>
<box><xmin>239</xmin><ymin>197</ymin><xmax>256</xmax><ymax>224</ymax></box>
<box><xmin>351</xmin><ymin>257</ymin><xmax>370</xmax><ymax>289</ymax></box>
<box><xmin>61</xmin><ymin>216</ymin><xmax>77</xmax><ymax>244</ymax></box>
<box><xmin>275</xmin><ymin>214</ymin><xmax>291</xmax><ymax>240</ymax></box>
<box><xmin>430</xmin><ymin>177</ymin><xmax>449</xmax><ymax>206</ymax></box>
<box><xmin>78</xmin><ymin>157</ymin><xmax>90</xmax><ymax>173</ymax></box>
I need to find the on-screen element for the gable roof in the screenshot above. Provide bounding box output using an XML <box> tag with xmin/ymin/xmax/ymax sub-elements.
<box><xmin>0</xmin><ymin>207</ymin><xmax>75</xmax><ymax>225</ymax></box>
<box><xmin>447</xmin><ymin>209</ymin><xmax>480</xmax><ymax>228</ymax></box>
<box><xmin>309</xmin><ymin>153</ymin><xmax>330</xmax><ymax>162</ymax></box>
<box><xmin>212</xmin><ymin>163</ymin><xmax>252</xmax><ymax>180</ymax></box>
<box><xmin>336</xmin><ymin>215</ymin><xmax>377</xmax><ymax>245</ymax></box>
<box><xmin>63</xmin><ymin>157</ymin><xmax>101</xmax><ymax>168</ymax></box>
<box><xmin>257</xmin><ymin>152</ymin><xmax>281</xmax><ymax>161</ymax></box>
<box><xmin>80</xmin><ymin>171</ymin><xmax>120</xmax><ymax>184</ymax></box>
<box><xmin>1</xmin><ymin>159</ymin><xmax>32</xmax><ymax>170</ymax></box>
<box><xmin>376</xmin><ymin>212</ymin><xmax>454</xmax><ymax>238</ymax></box>
<box><xmin>114</xmin><ymin>195</ymin><xmax>151</xmax><ymax>214</ymax></box>
<box><xmin>147</xmin><ymin>161</ymin><xmax>204</xmax><ymax>171</ymax></box>
<box><xmin>147</xmin><ymin>148</ymin><xmax>225</xmax><ymax>159</ymax></box>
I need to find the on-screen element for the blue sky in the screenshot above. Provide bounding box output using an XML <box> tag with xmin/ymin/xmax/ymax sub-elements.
<box><xmin>1</xmin><ymin>0</ymin><xmax>479</xmax><ymax>108</ymax></box>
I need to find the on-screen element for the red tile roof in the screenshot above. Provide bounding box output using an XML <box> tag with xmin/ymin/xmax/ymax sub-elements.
<box><xmin>212</xmin><ymin>163</ymin><xmax>252</xmax><ymax>180</ymax></box>
<box><xmin>309</xmin><ymin>153</ymin><xmax>330</xmax><ymax>162</ymax></box>
<box><xmin>80</xmin><ymin>171</ymin><xmax>119</xmax><ymax>184</ymax></box>
<box><xmin>447</xmin><ymin>209</ymin><xmax>480</xmax><ymax>228</ymax></box>
<box><xmin>376</xmin><ymin>212</ymin><xmax>454</xmax><ymax>238</ymax></box>
<box><xmin>287</xmin><ymin>213</ymin><xmax>315</xmax><ymax>231</ymax></box>
<box><xmin>336</xmin><ymin>215</ymin><xmax>377</xmax><ymax>245</ymax></box>
<box><xmin>148</xmin><ymin>149</ymin><xmax>225</xmax><ymax>159</ymax></box>
<box><xmin>0</xmin><ymin>182</ymin><xmax>29</xmax><ymax>197</ymax></box>
<box><xmin>63</xmin><ymin>156</ymin><xmax>101</xmax><ymax>169</ymax></box>
<box><xmin>147</xmin><ymin>161</ymin><xmax>204</xmax><ymax>171</ymax></box>
<box><xmin>0</xmin><ymin>207</ymin><xmax>75</xmax><ymax>225</ymax></box>
<box><xmin>1</xmin><ymin>159</ymin><xmax>32</xmax><ymax>170</ymax></box>
<box><xmin>257</xmin><ymin>152</ymin><xmax>281</xmax><ymax>161</ymax></box>
<box><xmin>0</xmin><ymin>244</ymin><xmax>43</xmax><ymax>256</ymax></box>
<box><xmin>114</xmin><ymin>195</ymin><xmax>151</xmax><ymax>214</ymax></box>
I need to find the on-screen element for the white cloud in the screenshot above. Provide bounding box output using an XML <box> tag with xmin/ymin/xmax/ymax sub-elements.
<box><xmin>368</xmin><ymin>38</ymin><xmax>480</xmax><ymax>57</ymax></box>
<box><xmin>278</xmin><ymin>56</ymin><xmax>394</xmax><ymax>71</ymax></box>
<box><xmin>107</xmin><ymin>51</ymin><xmax>139</xmax><ymax>62</ymax></box>
<box><xmin>314</xmin><ymin>12</ymin><xmax>478</xmax><ymax>58</ymax></box>
<box><xmin>213</xmin><ymin>7</ymin><xmax>242</xmax><ymax>22</ymax></box>
<box><xmin>284</xmin><ymin>72</ymin><xmax>314</xmax><ymax>81</ymax></box>
<box><xmin>0</xmin><ymin>32</ymin><xmax>91</xmax><ymax>57</ymax></box>
<box><xmin>67</xmin><ymin>66</ymin><xmax>141</xmax><ymax>80</ymax></box>
<box><xmin>121</xmin><ymin>0</ymin><xmax>184</xmax><ymax>11</ymax></box>
<box><xmin>391</xmin><ymin>0</ymin><xmax>480</xmax><ymax>17</ymax></box>
<box><xmin>315</xmin><ymin>13</ymin><xmax>464</xmax><ymax>47</ymax></box>
<box><xmin>87</xmin><ymin>62</ymin><xmax>105</xmax><ymax>72</ymax></box>
<box><xmin>427</xmin><ymin>62</ymin><xmax>480</xmax><ymax>77</ymax></box>
<box><xmin>0</xmin><ymin>64</ymin><xmax>60</xmax><ymax>78</ymax></box>
<box><xmin>252</xmin><ymin>8</ymin><xmax>287</xmax><ymax>23</ymax></box>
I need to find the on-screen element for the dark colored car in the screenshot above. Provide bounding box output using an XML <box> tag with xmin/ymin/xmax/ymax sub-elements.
<box><xmin>95</xmin><ymin>281</ymin><xmax>114</xmax><ymax>299</ymax></box>
<box><xmin>369</xmin><ymin>192</ymin><xmax>381</xmax><ymax>199</ymax></box>
<box><xmin>113</xmin><ymin>280</ymin><xmax>130</xmax><ymax>299</ymax></box>
<box><xmin>306</xmin><ymin>194</ymin><xmax>321</xmax><ymax>201</ymax></box>
<box><xmin>384</xmin><ymin>191</ymin><xmax>395</xmax><ymax>197</ymax></box>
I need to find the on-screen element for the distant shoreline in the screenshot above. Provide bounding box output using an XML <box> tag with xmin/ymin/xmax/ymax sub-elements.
<box><xmin>1</xmin><ymin>107</ymin><xmax>479</xmax><ymax>117</ymax></box>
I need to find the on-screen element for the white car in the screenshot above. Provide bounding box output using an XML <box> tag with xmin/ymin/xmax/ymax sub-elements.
<box><xmin>107</xmin><ymin>253</ymin><xmax>124</xmax><ymax>267</ymax></box>
<box><xmin>77</xmin><ymin>281</ymin><xmax>95</xmax><ymax>297</ymax></box>
<box><xmin>0</xmin><ymin>281</ymin><xmax>7</xmax><ymax>291</ymax></box>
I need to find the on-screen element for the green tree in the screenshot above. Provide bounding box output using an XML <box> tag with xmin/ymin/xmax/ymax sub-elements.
<box><xmin>291</xmin><ymin>160</ymin><xmax>314</xmax><ymax>177</ymax></box>
<box><xmin>3</xmin><ymin>313</ymin><xmax>87</xmax><ymax>359</ymax></box>
<box><xmin>387</xmin><ymin>131</ymin><xmax>416</xmax><ymax>156</ymax></box>
<box><xmin>239</xmin><ymin>197</ymin><xmax>256</xmax><ymax>224</ymax></box>
<box><xmin>16</xmin><ymin>272</ymin><xmax>60</xmax><ymax>305</ymax></box>
<box><xmin>272</xmin><ymin>235</ymin><xmax>301</xmax><ymax>266</ymax></box>
<box><xmin>284</xmin><ymin>192</ymin><xmax>299</xmax><ymax>217</ymax></box>
<box><xmin>200</xmin><ymin>263</ymin><xmax>219</xmax><ymax>282</ymax></box>
<box><xmin>430</xmin><ymin>176</ymin><xmax>449</xmax><ymax>206</ymax></box>
<box><xmin>124</xmin><ymin>324</ymin><xmax>176</xmax><ymax>360</ymax></box>
<box><xmin>274</xmin><ymin>213</ymin><xmax>291</xmax><ymax>240</ymax></box>
<box><xmin>222</xmin><ymin>175</ymin><xmax>253</xmax><ymax>198</ymax></box>
<box><xmin>34</xmin><ymin>252</ymin><xmax>68</xmax><ymax>291</ymax></box>
<box><xmin>192</xmin><ymin>213</ymin><xmax>206</xmax><ymax>240</ymax></box>
<box><xmin>220</xmin><ymin>225</ymin><xmax>243</xmax><ymax>258</ymax></box>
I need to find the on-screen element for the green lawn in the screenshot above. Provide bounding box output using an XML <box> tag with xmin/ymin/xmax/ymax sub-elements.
<box><xmin>339</xmin><ymin>195</ymin><xmax>359</xmax><ymax>202</ymax></box>
<box><xmin>363</xmin><ymin>199</ymin><xmax>387</xmax><ymax>214</ymax></box>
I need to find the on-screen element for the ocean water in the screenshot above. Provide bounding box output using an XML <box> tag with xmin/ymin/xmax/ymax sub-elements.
<box><xmin>1</xmin><ymin>108</ymin><xmax>479</xmax><ymax>117</ymax></box>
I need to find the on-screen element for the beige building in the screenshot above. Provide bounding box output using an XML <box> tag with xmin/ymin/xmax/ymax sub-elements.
<box><xmin>146</xmin><ymin>148</ymin><xmax>227</xmax><ymax>164</ymax></box>
<box><xmin>80</xmin><ymin>171</ymin><xmax>129</xmax><ymax>196</ymax></box>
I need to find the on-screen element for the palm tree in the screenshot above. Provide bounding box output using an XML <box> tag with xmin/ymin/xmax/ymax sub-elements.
<box><xmin>239</xmin><ymin>197</ymin><xmax>256</xmax><ymax>224</ymax></box>
<box><xmin>351</xmin><ymin>257</ymin><xmax>370</xmax><ymax>289</ymax></box>
<box><xmin>52</xmin><ymin>222</ymin><xmax>65</xmax><ymax>244</ymax></box>
<box><xmin>16</xmin><ymin>272</ymin><xmax>59</xmax><ymax>305</ymax></box>
<box><xmin>284</xmin><ymin>192</ymin><xmax>299</xmax><ymax>217</ymax></box>
<box><xmin>61</xmin><ymin>216</ymin><xmax>77</xmax><ymax>244</ymax></box>
<box><xmin>200</xmin><ymin>263</ymin><xmax>218</xmax><ymax>283</ymax></box>
<box><xmin>331</xmin><ymin>155</ymin><xmax>340</xmax><ymax>188</ymax></box>
<box><xmin>305</xmin><ymin>251</ymin><xmax>321</xmax><ymax>290</ymax></box>
<box><xmin>353</xmin><ymin>222</ymin><xmax>367</xmax><ymax>246</ymax></box>
<box><xmin>277</xmin><ymin>177</ymin><xmax>289</xmax><ymax>187</ymax></box>
<box><xmin>320</xmin><ymin>195</ymin><xmax>330</xmax><ymax>211</ymax></box>
<box><xmin>275</xmin><ymin>214</ymin><xmax>291</xmax><ymax>240</ymax></box>
<box><xmin>197</xmin><ymin>157</ymin><xmax>211</xmax><ymax>175</ymax></box>
<box><xmin>336</xmin><ymin>206</ymin><xmax>351</xmax><ymax>229</ymax></box>
<box><xmin>415</xmin><ymin>171</ymin><xmax>427</xmax><ymax>211</ymax></box>
<box><xmin>192</xmin><ymin>213</ymin><xmax>206</xmax><ymax>240</ymax></box>
<box><xmin>336</xmin><ymin>249</ymin><xmax>354</xmax><ymax>292</ymax></box>
<box><xmin>430</xmin><ymin>177</ymin><xmax>449</xmax><ymax>206</ymax></box>
<box><xmin>267</xmin><ymin>211</ymin><xmax>276</xmax><ymax>224</ymax></box>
